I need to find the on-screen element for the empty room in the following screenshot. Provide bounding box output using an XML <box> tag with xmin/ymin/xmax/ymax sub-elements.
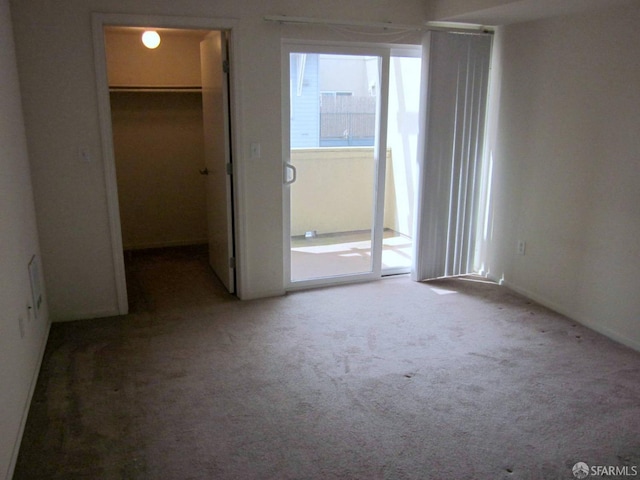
<box><xmin>2</xmin><ymin>0</ymin><xmax>639</xmax><ymax>479</ymax></box>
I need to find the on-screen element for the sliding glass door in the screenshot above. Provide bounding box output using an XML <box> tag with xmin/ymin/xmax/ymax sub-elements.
<box><xmin>382</xmin><ymin>51</ymin><xmax>422</xmax><ymax>275</ymax></box>
<box><xmin>283</xmin><ymin>43</ymin><xmax>421</xmax><ymax>289</ymax></box>
<box><xmin>284</xmin><ymin>47</ymin><xmax>386</xmax><ymax>287</ymax></box>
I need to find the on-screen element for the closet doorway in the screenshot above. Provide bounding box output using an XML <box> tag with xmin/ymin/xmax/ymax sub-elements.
<box><xmin>100</xmin><ymin>23</ymin><xmax>236</xmax><ymax>309</ymax></box>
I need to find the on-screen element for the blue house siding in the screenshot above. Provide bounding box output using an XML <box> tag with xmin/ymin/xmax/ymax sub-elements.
<box><xmin>290</xmin><ymin>53</ymin><xmax>319</xmax><ymax>148</ymax></box>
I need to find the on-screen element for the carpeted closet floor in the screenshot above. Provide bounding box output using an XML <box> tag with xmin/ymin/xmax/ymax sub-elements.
<box><xmin>14</xmin><ymin>246</ymin><xmax>640</xmax><ymax>479</ymax></box>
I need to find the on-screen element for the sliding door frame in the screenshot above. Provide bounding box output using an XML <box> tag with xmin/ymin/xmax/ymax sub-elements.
<box><xmin>282</xmin><ymin>41</ymin><xmax>391</xmax><ymax>291</ymax></box>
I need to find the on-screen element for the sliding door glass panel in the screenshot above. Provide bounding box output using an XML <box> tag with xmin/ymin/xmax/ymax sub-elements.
<box><xmin>289</xmin><ymin>53</ymin><xmax>381</xmax><ymax>283</ymax></box>
<box><xmin>382</xmin><ymin>54</ymin><xmax>421</xmax><ymax>274</ymax></box>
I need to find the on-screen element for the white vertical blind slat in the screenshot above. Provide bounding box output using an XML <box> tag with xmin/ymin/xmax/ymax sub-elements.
<box><xmin>414</xmin><ymin>31</ymin><xmax>492</xmax><ymax>281</ymax></box>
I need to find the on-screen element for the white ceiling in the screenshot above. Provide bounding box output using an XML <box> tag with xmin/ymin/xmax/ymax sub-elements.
<box><xmin>439</xmin><ymin>0</ymin><xmax>636</xmax><ymax>26</ymax></box>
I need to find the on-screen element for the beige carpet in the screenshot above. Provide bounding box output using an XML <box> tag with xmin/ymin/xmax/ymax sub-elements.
<box><xmin>14</xmin><ymin>246</ymin><xmax>640</xmax><ymax>479</ymax></box>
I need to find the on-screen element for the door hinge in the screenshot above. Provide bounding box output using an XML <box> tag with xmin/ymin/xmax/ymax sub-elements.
<box><xmin>229</xmin><ymin>257</ymin><xmax>236</xmax><ymax>269</ymax></box>
<box><xmin>226</xmin><ymin>163</ymin><xmax>233</xmax><ymax>175</ymax></box>
<box><xmin>222</xmin><ymin>60</ymin><xmax>230</xmax><ymax>74</ymax></box>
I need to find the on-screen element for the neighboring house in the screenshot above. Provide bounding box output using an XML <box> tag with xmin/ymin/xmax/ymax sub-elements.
<box><xmin>290</xmin><ymin>53</ymin><xmax>378</xmax><ymax>148</ymax></box>
<box><xmin>290</xmin><ymin>53</ymin><xmax>320</xmax><ymax>148</ymax></box>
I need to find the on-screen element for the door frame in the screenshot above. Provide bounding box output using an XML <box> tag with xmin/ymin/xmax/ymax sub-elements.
<box><xmin>282</xmin><ymin>41</ymin><xmax>391</xmax><ymax>291</ymax></box>
<box><xmin>92</xmin><ymin>13</ymin><xmax>241</xmax><ymax>313</ymax></box>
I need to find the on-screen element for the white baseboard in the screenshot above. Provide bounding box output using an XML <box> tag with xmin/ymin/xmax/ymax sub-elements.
<box><xmin>123</xmin><ymin>238</ymin><xmax>208</xmax><ymax>251</ymax></box>
<box><xmin>52</xmin><ymin>308</ymin><xmax>121</xmax><ymax>322</ymax></box>
<box><xmin>6</xmin><ymin>320</ymin><xmax>51</xmax><ymax>480</ymax></box>
<box><xmin>239</xmin><ymin>288</ymin><xmax>286</xmax><ymax>300</ymax></box>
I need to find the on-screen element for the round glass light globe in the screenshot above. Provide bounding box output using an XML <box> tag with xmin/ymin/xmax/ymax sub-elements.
<box><xmin>142</xmin><ymin>31</ymin><xmax>161</xmax><ymax>49</ymax></box>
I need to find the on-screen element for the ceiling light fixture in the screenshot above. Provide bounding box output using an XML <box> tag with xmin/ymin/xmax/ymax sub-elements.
<box><xmin>141</xmin><ymin>30</ymin><xmax>161</xmax><ymax>49</ymax></box>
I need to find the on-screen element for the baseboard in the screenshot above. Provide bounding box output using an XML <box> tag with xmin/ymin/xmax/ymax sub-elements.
<box><xmin>52</xmin><ymin>308</ymin><xmax>121</xmax><ymax>322</ymax></box>
<box><xmin>238</xmin><ymin>288</ymin><xmax>286</xmax><ymax>301</ymax></box>
<box><xmin>5</xmin><ymin>320</ymin><xmax>51</xmax><ymax>480</ymax></box>
<box><xmin>503</xmin><ymin>280</ymin><xmax>640</xmax><ymax>353</ymax></box>
<box><xmin>123</xmin><ymin>238</ymin><xmax>208</xmax><ymax>251</ymax></box>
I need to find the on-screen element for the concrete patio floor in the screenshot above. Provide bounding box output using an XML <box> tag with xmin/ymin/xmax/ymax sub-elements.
<box><xmin>290</xmin><ymin>229</ymin><xmax>412</xmax><ymax>281</ymax></box>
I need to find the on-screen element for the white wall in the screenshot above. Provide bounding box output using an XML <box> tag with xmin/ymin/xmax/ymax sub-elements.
<box><xmin>427</xmin><ymin>0</ymin><xmax>516</xmax><ymax>21</ymax></box>
<box><xmin>319</xmin><ymin>55</ymin><xmax>375</xmax><ymax>96</ymax></box>
<box><xmin>0</xmin><ymin>0</ymin><xmax>50</xmax><ymax>477</ymax></box>
<box><xmin>9</xmin><ymin>0</ymin><xmax>427</xmax><ymax>317</ymax></box>
<box><xmin>485</xmin><ymin>3</ymin><xmax>640</xmax><ymax>350</ymax></box>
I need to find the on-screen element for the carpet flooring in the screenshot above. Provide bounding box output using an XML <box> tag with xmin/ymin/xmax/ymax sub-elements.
<box><xmin>13</xmin><ymin>247</ymin><xmax>640</xmax><ymax>479</ymax></box>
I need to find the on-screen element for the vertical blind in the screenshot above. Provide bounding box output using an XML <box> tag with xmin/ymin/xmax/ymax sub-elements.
<box><xmin>413</xmin><ymin>31</ymin><xmax>493</xmax><ymax>281</ymax></box>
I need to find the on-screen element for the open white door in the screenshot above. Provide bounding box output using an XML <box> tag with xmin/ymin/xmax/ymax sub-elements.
<box><xmin>201</xmin><ymin>31</ymin><xmax>235</xmax><ymax>293</ymax></box>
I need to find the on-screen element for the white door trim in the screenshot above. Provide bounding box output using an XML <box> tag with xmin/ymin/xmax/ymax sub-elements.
<box><xmin>91</xmin><ymin>13</ymin><xmax>241</xmax><ymax>313</ymax></box>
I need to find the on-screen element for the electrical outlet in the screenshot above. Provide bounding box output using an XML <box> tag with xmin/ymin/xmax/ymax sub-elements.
<box><xmin>517</xmin><ymin>240</ymin><xmax>526</xmax><ymax>255</ymax></box>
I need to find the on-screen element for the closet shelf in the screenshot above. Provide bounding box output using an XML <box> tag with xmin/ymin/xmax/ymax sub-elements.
<box><xmin>109</xmin><ymin>86</ymin><xmax>202</xmax><ymax>93</ymax></box>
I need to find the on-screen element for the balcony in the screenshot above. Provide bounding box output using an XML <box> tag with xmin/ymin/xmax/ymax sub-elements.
<box><xmin>289</xmin><ymin>147</ymin><xmax>413</xmax><ymax>281</ymax></box>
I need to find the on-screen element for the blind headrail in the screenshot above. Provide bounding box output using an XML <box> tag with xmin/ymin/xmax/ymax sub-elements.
<box><xmin>263</xmin><ymin>15</ymin><xmax>493</xmax><ymax>34</ymax></box>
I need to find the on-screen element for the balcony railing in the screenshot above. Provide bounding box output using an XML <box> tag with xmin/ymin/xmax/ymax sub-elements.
<box><xmin>289</xmin><ymin>147</ymin><xmax>400</xmax><ymax>238</ymax></box>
